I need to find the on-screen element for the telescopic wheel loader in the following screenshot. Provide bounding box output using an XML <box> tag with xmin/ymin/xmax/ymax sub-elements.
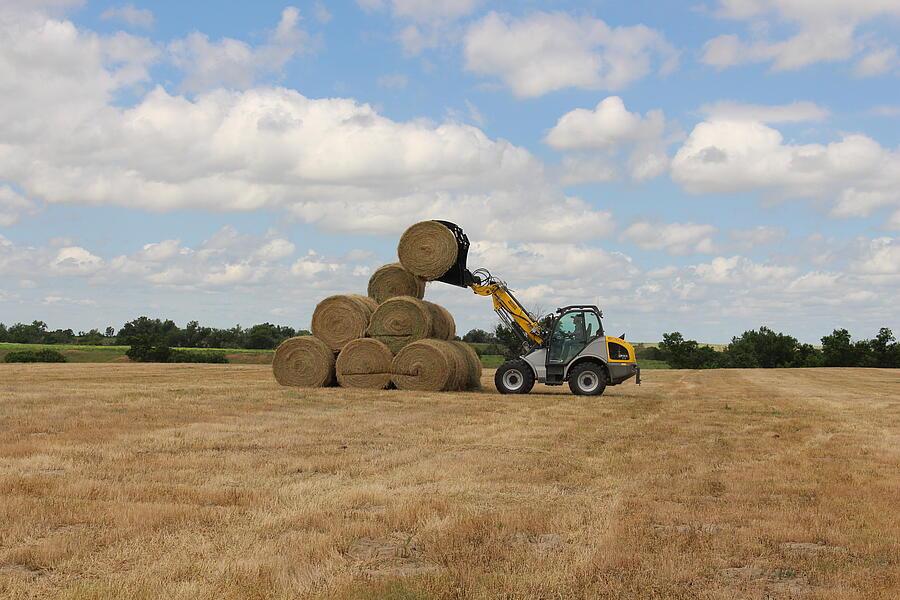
<box><xmin>431</xmin><ymin>221</ymin><xmax>640</xmax><ymax>396</ymax></box>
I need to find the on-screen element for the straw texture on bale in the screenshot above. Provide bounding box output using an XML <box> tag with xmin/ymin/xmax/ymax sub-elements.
<box><xmin>391</xmin><ymin>339</ymin><xmax>460</xmax><ymax>392</ymax></box>
<box><xmin>336</xmin><ymin>338</ymin><xmax>393</xmax><ymax>390</ymax></box>
<box><xmin>367</xmin><ymin>263</ymin><xmax>425</xmax><ymax>304</ymax></box>
<box><xmin>311</xmin><ymin>294</ymin><xmax>378</xmax><ymax>351</ymax></box>
<box><xmin>450</xmin><ymin>341</ymin><xmax>482</xmax><ymax>390</ymax></box>
<box><xmin>367</xmin><ymin>296</ymin><xmax>433</xmax><ymax>354</ymax></box>
<box><xmin>423</xmin><ymin>300</ymin><xmax>456</xmax><ymax>341</ymax></box>
<box><xmin>397</xmin><ymin>221</ymin><xmax>458</xmax><ymax>280</ymax></box>
<box><xmin>272</xmin><ymin>336</ymin><xmax>335</xmax><ymax>388</ymax></box>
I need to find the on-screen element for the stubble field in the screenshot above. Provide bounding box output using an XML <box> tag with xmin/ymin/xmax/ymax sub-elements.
<box><xmin>0</xmin><ymin>364</ymin><xmax>898</xmax><ymax>599</ymax></box>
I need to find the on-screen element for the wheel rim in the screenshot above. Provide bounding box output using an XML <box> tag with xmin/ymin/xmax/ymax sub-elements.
<box><xmin>502</xmin><ymin>368</ymin><xmax>524</xmax><ymax>391</ymax></box>
<box><xmin>577</xmin><ymin>370</ymin><xmax>600</xmax><ymax>393</ymax></box>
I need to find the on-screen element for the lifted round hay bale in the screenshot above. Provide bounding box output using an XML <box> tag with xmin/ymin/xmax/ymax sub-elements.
<box><xmin>391</xmin><ymin>339</ymin><xmax>462</xmax><ymax>392</ymax></box>
<box><xmin>368</xmin><ymin>263</ymin><xmax>425</xmax><ymax>304</ymax></box>
<box><xmin>397</xmin><ymin>221</ymin><xmax>458</xmax><ymax>280</ymax></box>
<box><xmin>312</xmin><ymin>294</ymin><xmax>377</xmax><ymax>351</ymax></box>
<box><xmin>367</xmin><ymin>296</ymin><xmax>433</xmax><ymax>354</ymax></box>
<box><xmin>450</xmin><ymin>341</ymin><xmax>482</xmax><ymax>390</ymax></box>
<box><xmin>336</xmin><ymin>338</ymin><xmax>393</xmax><ymax>389</ymax></box>
<box><xmin>422</xmin><ymin>300</ymin><xmax>456</xmax><ymax>341</ymax></box>
<box><xmin>272</xmin><ymin>336</ymin><xmax>335</xmax><ymax>388</ymax></box>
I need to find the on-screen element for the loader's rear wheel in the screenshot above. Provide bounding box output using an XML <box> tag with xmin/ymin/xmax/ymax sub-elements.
<box><xmin>495</xmin><ymin>360</ymin><xmax>535</xmax><ymax>395</ymax></box>
<box><xmin>568</xmin><ymin>362</ymin><xmax>607</xmax><ymax>396</ymax></box>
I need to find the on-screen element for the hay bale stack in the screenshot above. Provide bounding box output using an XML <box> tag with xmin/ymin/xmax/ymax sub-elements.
<box><xmin>450</xmin><ymin>341</ymin><xmax>482</xmax><ymax>390</ymax></box>
<box><xmin>397</xmin><ymin>221</ymin><xmax>458</xmax><ymax>280</ymax></box>
<box><xmin>272</xmin><ymin>336</ymin><xmax>335</xmax><ymax>387</ymax></box>
<box><xmin>391</xmin><ymin>339</ymin><xmax>481</xmax><ymax>392</ymax></box>
<box><xmin>336</xmin><ymin>338</ymin><xmax>393</xmax><ymax>389</ymax></box>
<box><xmin>422</xmin><ymin>300</ymin><xmax>456</xmax><ymax>341</ymax></box>
<box><xmin>367</xmin><ymin>296</ymin><xmax>433</xmax><ymax>354</ymax></box>
<box><xmin>312</xmin><ymin>294</ymin><xmax>378</xmax><ymax>351</ymax></box>
<box><xmin>368</xmin><ymin>263</ymin><xmax>425</xmax><ymax>304</ymax></box>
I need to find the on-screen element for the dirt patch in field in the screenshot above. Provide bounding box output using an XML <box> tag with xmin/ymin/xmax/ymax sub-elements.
<box><xmin>345</xmin><ymin>533</ymin><xmax>439</xmax><ymax>577</ymax></box>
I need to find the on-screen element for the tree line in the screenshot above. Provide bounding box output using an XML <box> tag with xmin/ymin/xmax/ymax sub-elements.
<box><xmin>644</xmin><ymin>326</ymin><xmax>900</xmax><ymax>369</ymax></box>
<box><xmin>468</xmin><ymin>323</ymin><xmax>900</xmax><ymax>369</ymax></box>
<box><xmin>3</xmin><ymin>318</ymin><xmax>898</xmax><ymax>369</ymax></box>
<box><xmin>0</xmin><ymin>318</ymin><xmax>307</xmax><ymax>350</ymax></box>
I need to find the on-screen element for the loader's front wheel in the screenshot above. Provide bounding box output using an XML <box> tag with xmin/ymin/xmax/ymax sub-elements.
<box><xmin>495</xmin><ymin>360</ymin><xmax>535</xmax><ymax>394</ymax></box>
<box><xmin>568</xmin><ymin>362</ymin><xmax>607</xmax><ymax>396</ymax></box>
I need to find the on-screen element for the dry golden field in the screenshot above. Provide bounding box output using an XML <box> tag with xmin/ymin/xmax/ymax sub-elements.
<box><xmin>0</xmin><ymin>365</ymin><xmax>898</xmax><ymax>600</ymax></box>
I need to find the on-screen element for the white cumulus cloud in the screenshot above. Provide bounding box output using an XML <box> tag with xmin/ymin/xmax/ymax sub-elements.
<box><xmin>168</xmin><ymin>7</ymin><xmax>309</xmax><ymax>93</ymax></box>
<box><xmin>623</xmin><ymin>222</ymin><xmax>717</xmax><ymax>255</ymax></box>
<box><xmin>698</xmin><ymin>100</ymin><xmax>829</xmax><ymax>123</ymax></box>
<box><xmin>0</xmin><ymin>186</ymin><xmax>37</xmax><ymax>226</ymax></box>
<box><xmin>101</xmin><ymin>4</ymin><xmax>155</xmax><ymax>29</ymax></box>
<box><xmin>671</xmin><ymin>119</ymin><xmax>900</xmax><ymax>222</ymax></box>
<box><xmin>464</xmin><ymin>12</ymin><xmax>678</xmax><ymax>97</ymax></box>
<box><xmin>53</xmin><ymin>246</ymin><xmax>104</xmax><ymax>274</ymax></box>
<box><xmin>701</xmin><ymin>0</ymin><xmax>900</xmax><ymax>73</ymax></box>
<box><xmin>547</xmin><ymin>96</ymin><xmax>673</xmax><ymax>181</ymax></box>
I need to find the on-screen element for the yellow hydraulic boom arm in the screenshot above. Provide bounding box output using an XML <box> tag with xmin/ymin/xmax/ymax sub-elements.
<box><xmin>469</xmin><ymin>269</ymin><xmax>544</xmax><ymax>346</ymax></box>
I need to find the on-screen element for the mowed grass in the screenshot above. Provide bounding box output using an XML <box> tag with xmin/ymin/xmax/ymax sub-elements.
<box><xmin>0</xmin><ymin>365</ymin><xmax>897</xmax><ymax>599</ymax></box>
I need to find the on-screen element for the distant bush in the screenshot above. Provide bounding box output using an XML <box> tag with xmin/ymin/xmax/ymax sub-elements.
<box><xmin>483</xmin><ymin>343</ymin><xmax>503</xmax><ymax>356</ymax></box>
<box><xmin>126</xmin><ymin>344</ymin><xmax>172</xmax><ymax>363</ymax></box>
<box><xmin>126</xmin><ymin>344</ymin><xmax>228</xmax><ymax>363</ymax></box>
<box><xmin>635</xmin><ymin>345</ymin><xmax>665</xmax><ymax>361</ymax></box>
<box><xmin>170</xmin><ymin>349</ymin><xmax>228</xmax><ymax>364</ymax></box>
<box><xmin>659</xmin><ymin>332</ymin><xmax>723</xmax><ymax>369</ymax></box>
<box><xmin>5</xmin><ymin>349</ymin><xmax>67</xmax><ymax>363</ymax></box>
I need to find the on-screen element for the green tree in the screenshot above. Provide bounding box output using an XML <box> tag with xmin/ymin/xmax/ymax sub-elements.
<box><xmin>494</xmin><ymin>323</ymin><xmax>525</xmax><ymax>359</ymax></box>
<box><xmin>793</xmin><ymin>343</ymin><xmax>823</xmax><ymax>368</ymax></box>
<box><xmin>871</xmin><ymin>328</ymin><xmax>900</xmax><ymax>368</ymax></box>
<box><xmin>126</xmin><ymin>344</ymin><xmax>172</xmax><ymax>363</ymax></box>
<box><xmin>78</xmin><ymin>329</ymin><xmax>105</xmax><ymax>345</ymax></box>
<box><xmin>659</xmin><ymin>332</ymin><xmax>722</xmax><ymax>369</ymax></box>
<box><xmin>246</xmin><ymin>323</ymin><xmax>279</xmax><ymax>349</ymax></box>
<box><xmin>820</xmin><ymin>329</ymin><xmax>867</xmax><ymax>367</ymax></box>
<box><xmin>118</xmin><ymin>317</ymin><xmax>178</xmax><ymax>362</ymax></box>
<box><xmin>462</xmin><ymin>329</ymin><xmax>494</xmax><ymax>343</ymax></box>
<box><xmin>0</xmin><ymin>323</ymin><xmax>7</xmax><ymax>342</ymax></box>
<box><xmin>7</xmin><ymin>321</ymin><xmax>48</xmax><ymax>344</ymax></box>
<box><xmin>724</xmin><ymin>326</ymin><xmax>805</xmax><ymax>368</ymax></box>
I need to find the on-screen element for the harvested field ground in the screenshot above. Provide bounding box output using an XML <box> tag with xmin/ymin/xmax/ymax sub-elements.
<box><xmin>0</xmin><ymin>365</ymin><xmax>897</xmax><ymax>599</ymax></box>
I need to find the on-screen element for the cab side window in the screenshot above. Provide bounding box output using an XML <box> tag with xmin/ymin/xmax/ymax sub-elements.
<box><xmin>582</xmin><ymin>312</ymin><xmax>602</xmax><ymax>341</ymax></box>
<box><xmin>549</xmin><ymin>311</ymin><xmax>591</xmax><ymax>364</ymax></box>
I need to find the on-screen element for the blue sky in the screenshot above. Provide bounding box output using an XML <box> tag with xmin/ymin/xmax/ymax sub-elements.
<box><xmin>1</xmin><ymin>0</ymin><xmax>899</xmax><ymax>343</ymax></box>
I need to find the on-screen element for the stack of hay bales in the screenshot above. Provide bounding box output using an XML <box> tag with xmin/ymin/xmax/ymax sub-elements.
<box><xmin>273</xmin><ymin>221</ymin><xmax>481</xmax><ymax>392</ymax></box>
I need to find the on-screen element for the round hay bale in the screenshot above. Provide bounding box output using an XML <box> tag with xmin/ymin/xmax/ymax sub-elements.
<box><xmin>397</xmin><ymin>221</ymin><xmax>458</xmax><ymax>280</ymax></box>
<box><xmin>352</xmin><ymin>294</ymin><xmax>379</xmax><ymax>316</ymax></box>
<box><xmin>272</xmin><ymin>336</ymin><xmax>335</xmax><ymax>388</ymax></box>
<box><xmin>336</xmin><ymin>338</ymin><xmax>393</xmax><ymax>389</ymax></box>
<box><xmin>367</xmin><ymin>296</ymin><xmax>433</xmax><ymax>354</ymax></box>
<box><xmin>312</xmin><ymin>294</ymin><xmax>377</xmax><ymax>351</ymax></box>
<box><xmin>391</xmin><ymin>339</ymin><xmax>460</xmax><ymax>392</ymax></box>
<box><xmin>422</xmin><ymin>301</ymin><xmax>456</xmax><ymax>340</ymax></box>
<box><xmin>443</xmin><ymin>341</ymin><xmax>470</xmax><ymax>391</ymax></box>
<box><xmin>368</xmin><ymin>263</ymin><xmax>425</xmax><ymax>304</ymax></box>
<box><xmin>450</xmin><ymin>341</ymin><xmax>482</xmax><ymax>390</ymax></box>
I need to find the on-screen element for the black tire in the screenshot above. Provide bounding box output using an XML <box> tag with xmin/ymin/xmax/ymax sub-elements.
<box><xmin>568</xmin><ymin>362</ymin><xmax>608</xmax><ymax>396</ymax></box>
<box><xmin>494</xmin><ymin>360</ymin><xmax>535</xmax><ymax>394</ymax></box>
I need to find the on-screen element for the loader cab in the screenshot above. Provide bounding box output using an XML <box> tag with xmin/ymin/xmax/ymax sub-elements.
<box><xmin>546</xmin><ymin>306</ymin><xmax>604</xmax><ymax>367</ymax></box>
